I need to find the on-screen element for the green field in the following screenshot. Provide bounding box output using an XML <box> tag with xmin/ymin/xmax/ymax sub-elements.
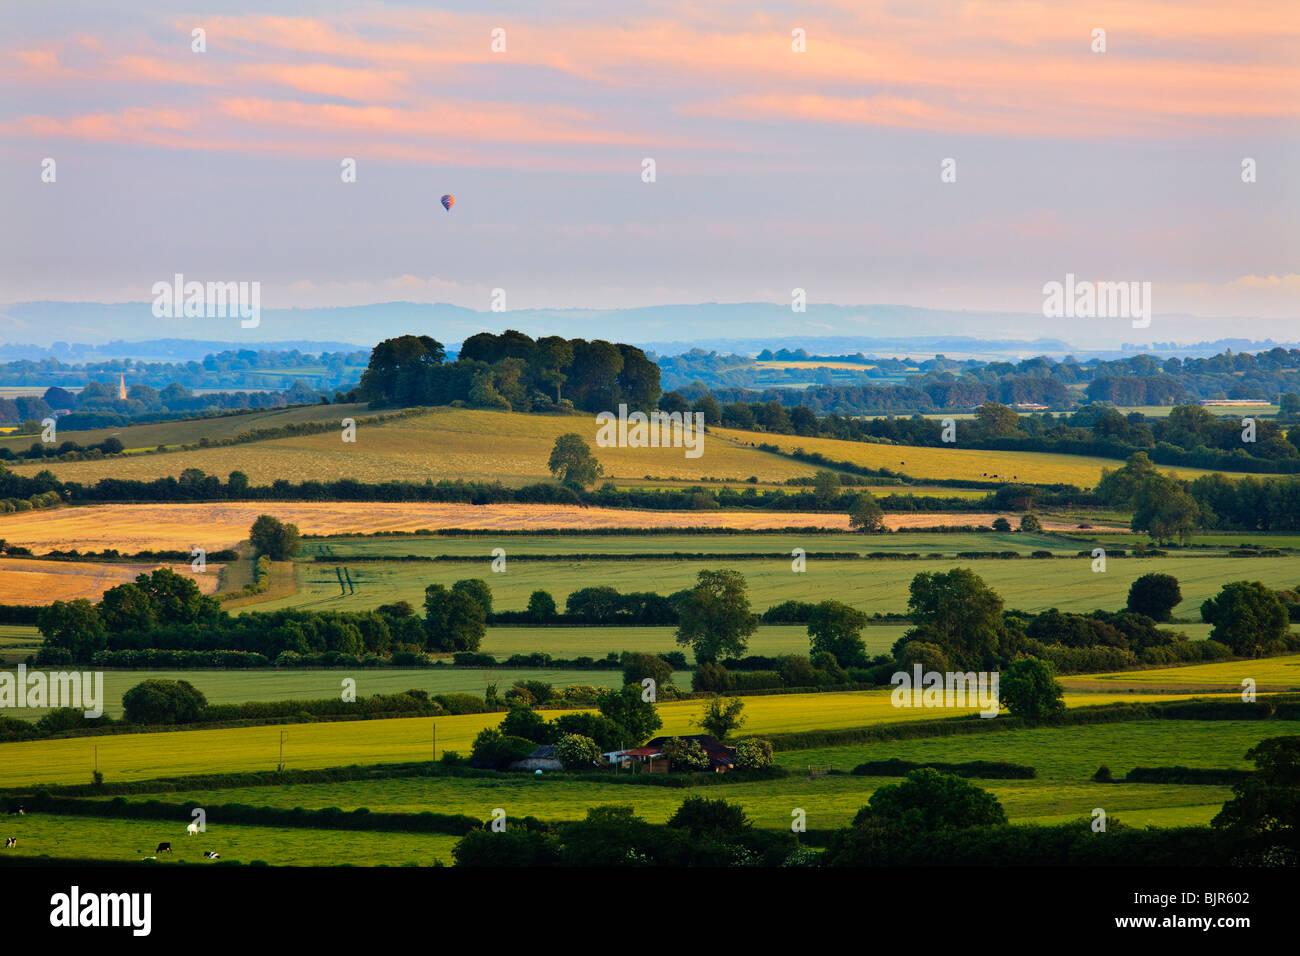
<box><xmin>302</xmin><ymin>530</ymin><xmax>1090</xmax><ymax>559</ymax></box>
<box><xmin>0</xmin><ymin>813</ymin><xmax>460</xmax><ymax>867</ymax></box>
<box><xmin>0</xmin><ymin>667</ymin><xmax>682</xmax><ymax>722</ymax></box>
<box><xmin>112</xmin><ymin>716</ymin><xmax>1266</xmax><ymax>828</ymax></box>
<box><xmin>0</xmin><ymin>687</ymin><xmax>1234</xmax><ymax>788</ymax></box>
<box><xmin>251</xmin><ymin>552</ymin><xmax>1300</xmax><ymax>618</ymax></box>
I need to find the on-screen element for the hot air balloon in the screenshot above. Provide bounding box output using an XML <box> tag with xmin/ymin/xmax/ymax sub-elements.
<box><xmin>441</xmin><ymin>194</ymin><xmax>455</xmax><ymax>211</ymax></box>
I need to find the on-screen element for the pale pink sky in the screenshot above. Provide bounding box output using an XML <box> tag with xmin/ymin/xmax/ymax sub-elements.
<box><xmin>1</xmin><ymin>0</ymin><xmax>1297</xmax><ymax>343</ymax></box>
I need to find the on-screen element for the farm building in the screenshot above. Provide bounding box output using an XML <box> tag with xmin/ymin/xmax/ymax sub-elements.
<box><xmin>609</xmin><ymin>735</ymin><xmax>737</xmax><ymax>774</ymax></box>
<box><xmin>509</xmin><ymin>745</ymin><xmax>565</xmax><ymax>772</ymax></box>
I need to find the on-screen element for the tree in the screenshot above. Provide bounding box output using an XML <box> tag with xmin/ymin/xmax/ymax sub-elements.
<box><xmin>422</xmin><ymin>584</ymin><xmax>487</xmax><ymax>652</ymax></box>
<box><xmin>806</xmin><ymin>600</ymin><xmax>870</xmax><ymax>667</ymax></box>
<box><xmin>451</xmin><ymin>578</ymin><xmax>493</xmax><ymax>616</ymax></box>
<box><xmin>1127</xmin><ymin>573</ymin><xmax>1182</xmax><ymax>622</ymax></box>
<box><xmin>848</xmin><ymin>492</ymin><xmax>884</xmax><ymax>532</ymax></box>
<box><xmin>596</xmin><ymin>683</ymin><xmax>661</xmax><ymax>746</ymax></box>
<box><xmin>661</xmin><ymin>736</ymin><xmax>711</xmax><ymax>772</ymax></box>
<box><xmin>1131</xmin><ymin>474</ymin><xmax>1198</xmax><ymax>544</ymax></box>
<box><xmin>469</xmin><ymin>728</ymin><xmax>537</xmax><ymax>769</ymax></box>
<box><xmin>859</xmin><ymin>768</ymin><xmax>1007</xmax><ymax>830</ymax></box>
<box><xmin>548</xmin><ymin>433</ymin><xmax>602</xmax><ymax>488</ymax></box>
<box><xmin>121</xmin><ymin>679</ymin><xmax>207</xmax><ymax>725</ymax></box>
<box><xmin>358</xmin><ymin>334</ymin><xmax>445</xmax><ymax>406</ymax></box>
<box><xmin>97</xmin><ymin>582</ymin><xmax>156</xmax><ymax>633</ymax></box>
<box><xmin>666</xmin><ymin>796</ymin><xmax>750</xmax><ymax>837</ymax></box>
<box><xmin>1018</xmin><ymin>513</ymin><xmax>1042</xmax><ymax>532</ymax></box>
<box><xmin>527</xmin><ymin>589</ymin><xmax>557</xmax><ymax>622</ymax></box>
<box><xmin>812</xmin><ymin>470</ymin><xmax>841</xmax><ymax>508</ymax></box>
<box><xmin>133</xmin><ymin>567</ymin><xmax>219</xmax><ymax>625</ymax></box>
<box><xmin>734</xmin><ymin>738</ymin><xmax>774</xmax><ymax>771</ymax></box>
<box><xmin>991</xmin><ymin>517</ymin><xmax>1012</xmax><ymax>532</ymax></box>
<box><xmin>1201</xmin><ymin>581</ymin><xmax>1290</xmax><ymax>656</ymax></box>
<box><xmin>36</xmin><ymin>599</ymin><xmax>106</xmax><ymax>661</ymax></box>
<box><xmin>622</xmin><ymin>652</ymin><xmax>674</xmax><ymax>693</ymax></box>
<box><xmin>699</xmin><ymin>697</ymin><xmax>746</xmax><ymax>740</ymax></box>
<box><xmin>551</xmin><ymin>712</ymin><xmax>626</xmax><ymax>752</ymax></box>
<box><xmin>500</xmin><ymin>704</ymin><xmax>552</xmax><ymax>744</ymax></box>
<box><xmin>1212</xmin><ymin>736</ymin><xmax>1300</xmax><ymax>862</ymax></box>
<box><xmin>249</xmin><ymin>514</ymin><xmax>301</xmax><ymax>560</ymax></box>
<box><xmin>974</xmin><ymin>402</ymin><xmax>1020</xmax><ymax>438</ymax></box>
<box><xmin>896</xmin><ymin>568</ymin><xmax>1010</xmax><ymax>670</ymax></box>
<box><xmin>675</xmin><ymin>569</ymin><xmax>759</xmax><ymax>663</ymax></box>
<box><xmin>553</xmin><ymin>733</ymin><xmax>601</xmax><ymax>771</ymax></box>
<box><xmin>999</xmin><ymin>657</ymin><xmax>1064</xmax><ymax>723</ymax></box>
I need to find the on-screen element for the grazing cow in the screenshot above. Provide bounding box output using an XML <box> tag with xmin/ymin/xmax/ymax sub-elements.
<box><xmin>186</xmin><ymin>822</ymin><xmax>200</xmax><ymax>836</ymax></box>
<box><xmin>203</xmin><ymin>851</ymin><xmax>220</xmax><ymax>859</ymax></box>
<box><xmin>4</xmin><ymin>837</ymin><xmax>15</xmax><ymax>847</ymax></box>
<box><xmin>156</xmin><ymin>842</ymin><xmax>172</xmax><ymax>853</ymax></box>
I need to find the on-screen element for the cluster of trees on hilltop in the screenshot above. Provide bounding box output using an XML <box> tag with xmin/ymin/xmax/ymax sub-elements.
<box><xmin>358</xmin><ymin>331</ymin><xmax>661</xmax><ymax>413</ymax></box>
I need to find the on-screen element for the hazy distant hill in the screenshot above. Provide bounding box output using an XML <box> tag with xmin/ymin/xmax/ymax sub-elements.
<box><xmin>1</xmin><ymin>300</ymin><xmax>1295</xmax><ymax>363</ymax></box>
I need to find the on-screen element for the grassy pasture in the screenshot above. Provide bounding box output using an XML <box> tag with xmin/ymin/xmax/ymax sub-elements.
<box><xmin>0</xmin><ymin>688</ymin><xmax>1229</xmax><ymax>788</ymax></box>
<box><xmin>0</xmin><ymin>813</ymin><xmax>459</xmax><ymax>867</ymax></box>
<box><xmin>255</xmin><ymin>552</ymin><xmax>1300</xmax><ymax>618</ymax></box>
<box><xmin>712</xmin><ymin>426</ymin><xmax>1226</xmax><ymax>487</ymax></box>
<box><xmin>0</xmin><ymin>402</ymin><xmax>371</xmax><ymax>456</ymax></box>
<box><xmin>1</xmin><ymin>668</ymin><xmax>671</xmax><ymax>722</ymax></box>
<box><xmin>302</xmin><ymin>530</ymin><xmax>1087</xmax><ymax>559</ymax></box>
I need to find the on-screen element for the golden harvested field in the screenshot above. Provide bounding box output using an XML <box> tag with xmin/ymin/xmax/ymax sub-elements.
<box><xmin>712</xmin><ymin>428</ymin><xmax>1223</xmax><ymax>488</ymax></box>
<box><xmin>0</xmin><ymin>557</ymin><xmax>220</xmax><ymax>602</ymax></box>
<box><xmin>0</xmin><ymin>503</ymin><xmax>1095</xmax><ymax>553</ymax></box>
<box><xmin>7</xmin><ymin>407</ymin><xmax>818</xmax><ymax>486</ymax></box>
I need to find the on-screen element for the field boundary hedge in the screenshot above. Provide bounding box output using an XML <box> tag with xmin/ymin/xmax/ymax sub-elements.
<box><xmin>851</xmin><ymin>758</ymin><xmax>1036</xmax><ymax>779</ymax></box>
<box><xmin>15</xmin><ymin>793</ymin><xmax>481</xmax><ymax>835</ymax></box>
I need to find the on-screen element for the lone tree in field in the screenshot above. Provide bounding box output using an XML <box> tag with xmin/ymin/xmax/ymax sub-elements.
<box><xmin>999</xmin><ymin>657</ymin><xmax>1065</xmax><ymax>724</ymax></box>
<box><xmin>675</xmin><ymin>569</ymin><xmax>759</xmax><ymax>664</ymax></box>
<box><xmin>1126</xmin><ymin>573</ymin><xmax>1182</xmax><ymax>622</ymax></box>
<box><xmin>848</xmin><ymin>492</ymin><xmax>884</xmax><ymax>533</ymax></box>
<box><xmin>807</xmin><ymin>600</ymin><xmax>870</xmax><ymax>667</ymax></box>
<box><xmin>1201</xmin><ymin>581</ymin><xmax>1290</xmax><ymax>657</ymax></box>
<box><xmin>858</xmin><ymin>768</ymin><xmax>1008</xmax><ymax>830</ymax></box>
<box><xmin>548</xmin><ymin>433</ymin><xmax>603</xmax><ymax>488</ymax></box>
<box><xmin>249</xmin><ymin>514</ymin><xmax>301</xmax><ymax>560</ymax></box>
<box><xmin>698</xmin><ymin>696</ymin><xmax>746</xmax><ymax>740</ymax></box>
<box><xmin>122</xmin><ymin>678</ymin><xmax>207</xmax><ymax>725</ymax></box>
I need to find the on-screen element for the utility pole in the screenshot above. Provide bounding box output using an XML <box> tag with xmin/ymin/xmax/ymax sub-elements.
<box><xmin>432</xmin><ymin>721</ymin><xmax>437</xmax><ymax>762</ymax></box>
<box><xmin>278</xmin><ymin>730</ymin><xmax>286</xmax><ymax>772</ymax></box>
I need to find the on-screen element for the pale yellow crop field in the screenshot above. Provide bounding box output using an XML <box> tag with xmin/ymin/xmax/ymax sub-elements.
<box><xmin>712</xmin><ymin>428</ymin><xmax>1224</xmax><ymax>488</ymax></box>
<box><xmin>0</xmin><ymin>557</ymin><xmax>220</xmax><ymax>603</ymax></box>
<box><xmin>7</xmin><ymin>408</ymin><xmax>817</xmax><ymax>486</ymax></box>
<box><xmin>1060</xmin><ymin>654</ymin><xmax>1300</xmax><ymax>693</ymax></box>
<box><xmin>0</xmin><ymin>502</ymin><xmax>1098</xmax><ymax>554</ymax></box>
<box><xmin>0</xmin><ymin>688</ymin><xmax>1230</xmax><ymax>787</ymax></box>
